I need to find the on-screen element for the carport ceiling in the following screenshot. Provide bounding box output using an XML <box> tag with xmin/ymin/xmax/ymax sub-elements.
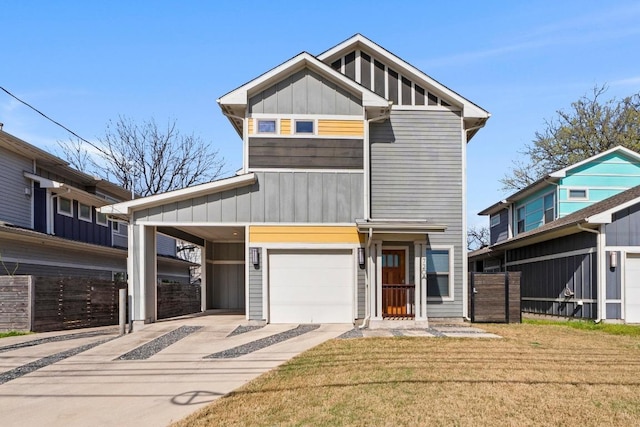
<box><xmin>173</xmin><ymin>225</ymin><xmax>245</xmax><ymax>242</ymax></box>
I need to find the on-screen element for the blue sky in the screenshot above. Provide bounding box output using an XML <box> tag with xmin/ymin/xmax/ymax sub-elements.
<box><xmin>2</xmin><ymin>1</ymin><xmax>640</xmax><ymax>228</ymax></box>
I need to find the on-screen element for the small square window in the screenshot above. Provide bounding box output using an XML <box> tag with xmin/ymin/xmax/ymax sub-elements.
<box><xmin>58</xmin><ymin>197</ymin><xmax>72</xmax><ymax>217</ymax></box>
<box><xmin>79</xmin><ymin>203</ymin><xmax>92</xmax><ymax>222</ymax></box>
<box><xmin>257</xmin><ymin>120</ymin><xmax>276</xmax><ymax>133</ymax></box>
<box><xmin>568</xmin><ymin>189</ymin><xmax>588</xmax><ymax>200</ymax></box>
<box><xmin>96</xmin><ymin>211</ymin><xmax>108</xmax><ymax>226</ymax></box>
<box><xmin>490</xmin><ymin>214</ymin><xmax>500</xmax><ymax>227</ymax></box>
<box><xmin>295</xmin><ymin>120</ymin><xmax>314</xmax><ymax>134</ymax></box>
<box><xmin>112</xmin><ymin>221</ymin><xmax>119</xmax><ymax>232</ymax></box>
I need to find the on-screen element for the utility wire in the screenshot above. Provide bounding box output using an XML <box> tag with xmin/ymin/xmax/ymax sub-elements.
<box><xmin>0</xmin><ymin>85</ymin><xmax>108</xmax><ymax>156</ymax></box>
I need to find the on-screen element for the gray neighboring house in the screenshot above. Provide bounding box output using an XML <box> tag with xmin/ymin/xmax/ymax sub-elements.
<box><xmin>0</xmin><ymin>129</ymin><xmax>192</xmax><ymax>283</ymax></box>
<box><xmin>470</xmin><ymin>186</ymin><xmax>640</xmax><ymax>323</ymax></box>
<box><xmin>102</xmin><ymin>34</ymin><xmax>490</xmax><ymax>329</ymax></box>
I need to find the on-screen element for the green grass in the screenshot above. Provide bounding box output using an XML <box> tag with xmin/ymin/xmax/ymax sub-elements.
<box><xmin>524</xmin><ymin>318</ymin><xmax>640</xmax><ymax>336</ymax></box>
<box><xmin>0</xmin><ymin>330</ymin><xmax>31</xmax><ymax>339</ymax></box>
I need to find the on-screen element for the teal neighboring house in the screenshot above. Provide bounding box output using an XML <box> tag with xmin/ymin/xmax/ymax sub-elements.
<box><xmin>480</xmin><ymin>146</ymin><xmax>640</xmax><ymax>245</ymax></box>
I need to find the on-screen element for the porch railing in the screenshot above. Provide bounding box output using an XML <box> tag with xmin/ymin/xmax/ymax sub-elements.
<box><xmin>382</xmin><ymin>284</ymin><xmax>415</xmax><ymax>318</ymax></box>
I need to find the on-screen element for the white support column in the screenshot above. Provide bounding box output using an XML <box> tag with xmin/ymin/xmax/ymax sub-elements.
<box><xmin>375</xmin><ymin>242</ymin><xmax>383</xmax><ymax>320</ymax></box>
<box><xmin>420</xmin><ymin>243</ymin><xmax>427</xmax><ymax>319</ymax></box>
<box><xmin>129</xmin><ymin>223</ymin><xmax>157</xmax><ymax>330</ymax></box>
<box><xmin>414</xmin><ymin>242</ymin><xmax>423</xmax><ymax>320</ymax></box>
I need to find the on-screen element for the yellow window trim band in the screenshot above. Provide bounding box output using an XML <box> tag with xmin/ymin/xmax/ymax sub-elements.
<box><xmin>249</xmin><ymin>225</ymin><xmax>363</xmax><ymax>244</ymax></box>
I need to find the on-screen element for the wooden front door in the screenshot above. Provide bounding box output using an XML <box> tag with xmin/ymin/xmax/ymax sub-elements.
<box><xmin>382</xmin><ymin>249</ymin><xmax>413</xmax><ymax>317</ymax></box>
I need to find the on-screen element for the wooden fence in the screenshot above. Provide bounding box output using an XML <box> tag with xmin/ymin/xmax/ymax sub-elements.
<box><xmin>469</xmin><ymin>272</ymin><xmax>521</xmax><ymax>323</ymax></box>
<box><xmin>0</xmin><ymin>276</ymin><xmax>202</xmax><ymax>332</ymax></box>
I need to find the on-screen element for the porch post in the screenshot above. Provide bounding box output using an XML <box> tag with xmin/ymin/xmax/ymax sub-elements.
<box><xmin>375</xmin><ymin>242</ymin><xmax>383</xmax><ymax>320</ymax></box>
<box><xmin>129</xmin><ymin>223</ymin><xmax>157</xmax><ymax>330</ymax></box>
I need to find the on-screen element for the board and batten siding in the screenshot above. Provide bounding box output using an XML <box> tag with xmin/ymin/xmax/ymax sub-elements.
<box><xmin>249</xmin><ymin>68</ymin><xmax>362</xmax><ymax>116</ymax></box>
<box><xmin>490</xmin><ymin>209</ymin><xmax>510</xmax><ymax>245</ymax></box>
<box><xmin>0</xmin><ymin>146</ymin><xmax>33</xmax><ymax>228</ymax></box>
<box><xmin>370</xmin><ymin>109</ymin><xmax>464</xmax><ymax>318</ymax></box>
<box><xmin>133</xmin><ymin>171</ymin><xmax>364</xmax><ymax>224</ymax></box>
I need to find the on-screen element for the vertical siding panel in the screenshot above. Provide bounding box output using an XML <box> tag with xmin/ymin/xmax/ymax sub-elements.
<box><xmin>322</xmin><ymin>173</ymin><xmax>337</xmax><ymax>222</ymax></box>
<box><xmin>192</xmin><ymin>196</ymin><xmax>207</xmax><ymax>222</ymax></box>
<box><xmin>291</xmin><ymin>70</ymin><xmax>307</xmax><ymax>114</ymax></box>
<box><xmin>307</xmin><ymin>72</ymin><xmax>322</xmax><ymax>114</ymax></box>
<box><xmin>276</xmin><ymin>78</ymin><xmax>293</xmax><ymax>114</ymax></box>
<box><xmin>235</xmin><ymin>185</ymin><xmax>251</xmax><ymax>222</ymax></box>
<box><xmin>0</xmin><ymin>146</ymin><xmax>32</xmax><ymax>228</ymax></box>
<box><xmin>294</xmin><ymin>173</ymin><xmax>309</xmax><ymax>222</ymax></box>
<box><xmin>251</xmin><ymin>172</ymin><xmax>265</xmax><ymax>222</ymax></box>
<box><xmin>336</xmin><ymin>173</ymin><xmax>351</xmax><ymax>222</ymax></box>
<box><xmin>207</xmin><ymin>193</ymin><xmax>222</xmax><ymax>222</ymax></box>
<box><xmin>308</xmin><ymin>173</ymin><xmax>323</xmax><ymax>223</ymax></box>
<box><xmin>221</xmin><ymin>189</ymin><xmax>237</xmax><ymax>222</ymax></box>
<box><xmin>279</xmin><ymin>173</ymin><xmax>294</xmax><ymax>222</ymax></box>
<box><xmin>264</xmin><ymin>173</ymin><xmax>280</xmax><ymax>222</ymax></box>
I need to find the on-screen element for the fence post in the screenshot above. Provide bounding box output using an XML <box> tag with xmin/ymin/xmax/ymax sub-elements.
<box><xmin>119</xmin><ymin>288</ymin><xmax>126</xmax><ymax>335</ymax></box>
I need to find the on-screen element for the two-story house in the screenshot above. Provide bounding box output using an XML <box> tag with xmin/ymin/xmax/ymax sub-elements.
<box><xmin>0</xmin><ymin>129</ymin><xmax>192</xmax><ymax>283</ymax></box>
<box><xmin>102</xmin><ymin>34</ymin><xmax>490</xmax><ymax>329</ymax></box>
<box><xmin>470</xmin><ymin>146</ymin><xmax>640</xmax><ymax>323</ymax></box>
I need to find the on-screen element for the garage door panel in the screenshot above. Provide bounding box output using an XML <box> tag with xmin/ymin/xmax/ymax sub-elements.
<box><xmin>269</xmin><ymin>250</ymin><xmax>353</xmax><ymax>324</ymax></box>
<box><xmin>625</xmin><ymin>254</ymin><xmax>640</xmax><ymax>323</ymax></box>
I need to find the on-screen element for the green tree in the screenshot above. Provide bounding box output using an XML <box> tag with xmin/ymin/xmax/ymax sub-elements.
<box><xmin>501</xmin><ymin>86</ymin><xmax>640</xmax><ymax>191</ymax></box>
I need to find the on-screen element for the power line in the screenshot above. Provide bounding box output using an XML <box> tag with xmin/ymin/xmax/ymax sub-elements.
<box><xmin>0</xmin><ymin>85</ymin><xmax>108</xmax><ymax>156</ymax></box>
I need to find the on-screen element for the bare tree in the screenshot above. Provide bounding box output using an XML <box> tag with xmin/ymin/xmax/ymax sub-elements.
<box><xmin>59</xmin><ymin>116</ymin><xmax>225</xmax><ymax>197</ymax></box>
<box><xmin>501</xmin><ymin>85</ymin><xmax>640</xmax><ymax>191</ymax></box>
<box><xmin>467</xmin><ymin>225</ymin><xmax>490</xmax><ymax>251</ymax></box>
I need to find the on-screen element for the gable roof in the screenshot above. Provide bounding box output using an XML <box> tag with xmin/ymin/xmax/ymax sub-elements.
<box><xmin>217</xmin><ymin>51</ymin><xmax>391</xmax><ymax>136</ymax></box>
<box><xmin>318</xmin><ymin>34</ymin><xmax>490</xmax><ymax>122</ymax></box>
<box><xmin>479</xmin><ymin>146</ymin><xmax>640</xmax><ymax>216</ymax></box>
<box><xmin>489</xmin><ymin>184</ymin><xmax>640</xmax><ymax>250</ymax></box>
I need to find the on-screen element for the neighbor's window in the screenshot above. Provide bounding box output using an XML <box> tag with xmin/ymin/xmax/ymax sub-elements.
<box><xmin>257</xmin><ymin>119</ymin><xmax>276</xmax><ymax>133</ymax></box>
<box><xmin>58</xmin><ymin>196</ymin><xmax>72</xmax><ymax>216</ymax></box>
<box><xmin>295</xmin><ymin>120</ymin><xmax>314</xmax><ymax>134</ymax></box>
<box><xmin>544</xmin><ymin>193</ymin><xmax>555</xmax><ymax>224</ymax></box>
<box><xmin>96</xmin><ymin>211</ymin><xmax>108</xmax><ymax>226</ymax></box>
<box><xmin>78</xmin><ymin>203</ymin><xmax>92</xmax><ymax>222</ymax></box>
<box><xmin>490</xmin><ymin>214</ymin><xmax>501</xmax><ymax>227</ymax></box>
<box><xmin>516</xmin><ymin>207</ymin><xmax>525</xmax><ymax>233</ymax></box>
<box><xmin>568</xmin><ymin>189</ymin><xmax>588</xmax><ymax>200</ymax></box>
<box><xmin>426</xmin><ymin>248</ymin><xmax>452</xmax><ymax>300</ymax></box>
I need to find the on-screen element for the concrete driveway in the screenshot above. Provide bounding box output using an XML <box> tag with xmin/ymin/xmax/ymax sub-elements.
<box><xmin>0</xmin><ymin>314</ymin><xmax>352</xmax><ymax>427</ymax></box>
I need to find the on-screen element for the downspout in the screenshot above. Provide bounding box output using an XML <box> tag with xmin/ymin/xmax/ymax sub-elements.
<box><xmin>359</xmin><ymin>227</ymin><xmax>373</xmax><ymax>329</ymax></box>
<box><xmin>577</xmin><ymin>223</ymin><xmax>603</xmax><ymax>323</ymax></box>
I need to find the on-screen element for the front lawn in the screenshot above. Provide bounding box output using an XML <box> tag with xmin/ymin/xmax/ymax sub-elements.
<box><xmin>174</xmin><ymin>323</ymin><xmax>640</xmax><ymax>426</ymax></box>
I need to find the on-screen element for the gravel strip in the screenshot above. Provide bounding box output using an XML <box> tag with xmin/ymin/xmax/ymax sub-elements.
<box><xmin>337</xmin><ymin>328</ymin><xmax>363</xmax><ymax>339</ymax></box>
<box><xmin>226</xmin><ymin>325</ymin><xmax>265</xmax><ymax>337</ymax></box>
<box><xmin>117</xmin><ymin>326</ymin><xmax>202</xmax><ymax>360</ymax></box>
<box><xmin>0</xmin><ymin>330</ymin><xmax>117</xmax><ymax>354</ymax></box>
<box><xmin>206</xmin><ymin>324</ymin><xmax>320</xmax><ymax>359</ymax></box>
<box><xmin>425</xmin><ymin>327</ymin><xmax>446</xmax><ymax>337</ymax></box>
<box><xmin>0</xmin><ymin>337</ymin><xmax>115</xmax><ymax>385</ymax></box>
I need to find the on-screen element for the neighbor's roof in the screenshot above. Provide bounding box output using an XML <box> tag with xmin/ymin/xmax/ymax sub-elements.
<box><xmin>479</xmin><ymin>145</ymin><xmax>640</xmax><ymax>216</ymax></box>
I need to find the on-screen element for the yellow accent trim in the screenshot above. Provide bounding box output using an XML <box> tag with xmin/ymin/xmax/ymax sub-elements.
<box><xmin>247</xmin><ymin>119</ymin><xmax>254</xmax><ymax>135</ymax></box>
<box><xmin>249</xmin><ymin>226</ymin><xmax>363</xmax><ymax>244</ymax></box>
<box><xmin>318</xmin><ymin>120</ymin><xmax>364</xmax><ymax>136</ymax></box>
<box><xmin>280</xmin><ymin>119</ymin><xmax>291</xmax><ymax>135</ymax></box>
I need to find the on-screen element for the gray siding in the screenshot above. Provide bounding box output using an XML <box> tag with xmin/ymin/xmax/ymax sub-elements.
<box><xmin>249</xmin><ymin>68</ymin><xmax>362</xmax><ymax>115</ymax></box>
<box><xmin>606</xmin><ymin>202</ymin><xmax>640</xmax><ymax>246</ymax></box>
<box><xmin>506</xmin><ymin>232</ymin><xmax>598</xmax><ymax>319</ymax></box>
<box><xmin>212</xmin><ymin>264</ymin><xmax>245</xmax><ymax>309</ymax></box>
<box><xmin>370</xmin><ymin>109</ymin><xmax>464</xmax><ymax>318</ymax></box>
<box><xmin>134</xmin><ymin>171</ymin><xmax>364</xmax><ymax>224</ymax></box>
<box><xmin>248</xmin><ymin>138</ymin><xmax>363</xmax><ymax>169</ymax></box>
<box><xmin>248</xmin><ymin>255</ymin><xmax>263</xmax><ymax>320</ymax></box>
<box><xmin>156</xmin><ymin>234</ymin><xmax>177</xmax><ymax>257</ymax></box>
<box><xmin>490</xmin><ymin>209</ymin><xmax>509</xmax><ymax>244</ymax></box>
<box><xmin>0</xmin><ymin>146</ymin><xmax>33</xmax><ymax>228</ymax></box>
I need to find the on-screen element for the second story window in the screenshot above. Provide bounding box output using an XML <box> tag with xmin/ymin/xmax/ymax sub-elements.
<box><xmin>58</xmin><ymin>197</ymin><xmax>73</xmax><ymax>217</ymax></box>
<box><xmin>544</xmin><ymin>193</ymin><xmax>555</xmax><ymax>224</ymax></box>
<box><xmin>96</xmin><ymin>211</ymin><xmax>108</xmax><ymax>227</ymax></box>
<box><xmin>295</xmin><ymin>120</ymin><xmax>314</xmax><ymax>134</ymax></box>
<box><xmin>516</xmin><ymin>207</ymin><xmax>525</xmax><ymax>234</ymax></box>
<box><xmin>257</xmin><ymin>119</ymin><xmax>276</xmax><ymax>133</ymax></box>
<box><xmin>79</xmin><ymin>203</ymin><xmax>92</xmax><ymax>222</ymax></box>
<box><xmin>568</xmin><ymin>189</ymin><xmax>588</xmax><ymax>200</ymax></box>
<box><xmin>490</xmin><ymin>214</ymin><xmax>500</xmax><ymax>227</ymax></box>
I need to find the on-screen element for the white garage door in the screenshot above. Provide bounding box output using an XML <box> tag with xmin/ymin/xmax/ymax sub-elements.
<box><xmin>625</xmin><ymin>254</ymin><xmax>640</xmax><ymax>323</ymax></box>
<box><xmin>269</xmin><ymin>249</ymin><xmax>353</xmax><ymax>324</ymax></box>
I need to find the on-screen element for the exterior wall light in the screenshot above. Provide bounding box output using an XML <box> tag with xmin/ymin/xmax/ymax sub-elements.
<box><xmin>610</xmin><ymin>251</ymin><xmax>618</xmax><ymax>269</ymax></box>
<box><xmin>250</xmin><ymin>247</ymin><xmax>260</xmax><ymax>268</ymax></box>
<box><xmin>357</xmin><ymin>247</ymin><xmax>365</xmax><ymax>269</ymax></box>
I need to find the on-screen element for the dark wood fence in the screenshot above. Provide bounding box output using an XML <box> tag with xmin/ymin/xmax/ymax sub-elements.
<box><xmin>469</xmin><ymin>272</ymin><xmax>521</xmax><ymax>323</ymax></box>
<box><xmin>0</xmin><ymin>276</ymin><xmax>202</xmax><ymax>332</ymax></box>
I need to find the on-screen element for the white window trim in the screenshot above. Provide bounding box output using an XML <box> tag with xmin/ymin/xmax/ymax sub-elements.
<box><xmin>294</xmin><ymin>119</ymin><xmax>315</xmax><ymax>135</ymax></box>
<box><xmin>567</xmin><ymin>188</ymin><xmax>589</xmax><ymax>200</ymax></box>
<box><xmin>78</xmin><ymin>202</ymin><xmax>92</xmax><ymax>223</ymax></box>
<box><xmin>426</xmin><ymin>245</ymin><xmax>454</xmax><ymax>302</ymax></box>
<box><xmin>96</xmin><ymin>211</ymin><xmax>109</xmax><ymax>227</ymax></box>
<box><xmin>256</xmin><ymin>119</ymin><xmax>277</xmax><ymax>134</ymax></box>
<box><xmin>490</xmin><ymin>214</ymin><xmax>501</xmax><ymax>227</ymax></box>
<box><xmin>57</xmin><ymin>196</ymin><xmax>73</xmax><ymax>218</ymax></box>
